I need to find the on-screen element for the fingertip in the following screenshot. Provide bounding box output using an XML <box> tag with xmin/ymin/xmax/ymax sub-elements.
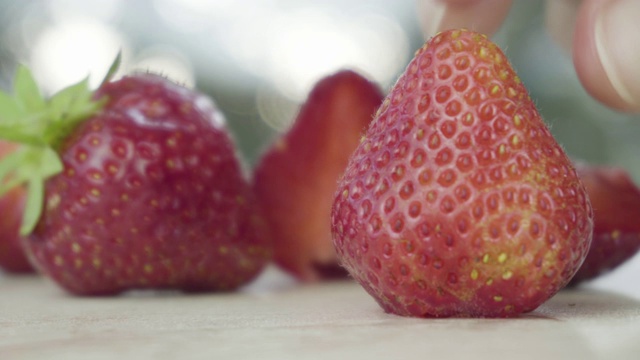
<box><xmin>573</xmin><ymin>0</ymin><xmax>640</xmax><ymax>112</ymax></box>
<box><xmin>417</xmin><ymin>0</ymin><xmax>513</xmax><ymax>39</ymax></box>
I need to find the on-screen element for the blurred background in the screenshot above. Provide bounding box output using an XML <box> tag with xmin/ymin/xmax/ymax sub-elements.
<box><xmin>0</xmin><ymin>0</ymin><xmax>639</xmax><ymax>291</ymax></box>
<box><xmin>0</xmin><ymin>0</ymin><xmax>639</xmax><ymax>168</ymax></box>
<box><xmin>0</xmin><ymin>0</ymin><xmax>419</xmax><ymax>164</ymax></box>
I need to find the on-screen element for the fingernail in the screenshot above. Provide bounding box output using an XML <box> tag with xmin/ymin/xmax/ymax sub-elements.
<box><xmin>595</xmin><ymin>0</ymin><xmax>640</xmax><ymax>109</ymax></box>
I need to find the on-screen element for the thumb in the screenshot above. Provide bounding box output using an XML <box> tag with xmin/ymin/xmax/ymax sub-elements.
<box><xmin>573</xmin><ymin>0</ymin><xmax>640</xmax><ymax>112</ymax></box>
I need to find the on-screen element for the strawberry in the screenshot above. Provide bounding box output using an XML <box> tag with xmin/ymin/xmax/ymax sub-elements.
<box><xmin>0</xmin><ymin>141</ymin><xmax>33</xmax><ymax>273</ymax></box>
<box><xmin>253</xmin><ymin>70</ymin><xmax>383</xmax><ymax>281</ymax></box>
<box><xmin>331</xmin><ymin>29</ymin><xmax>593</xmax><ymax>318</ymax></box>
<box><xmin>0</xmin><ymin>59</ymin><xmax>271</xmax><ymax>295</ymax></box>
<box><xmin>569</xmin><ymin>165</ymin><xmax>640</xmax><ymax>285</ymax></box>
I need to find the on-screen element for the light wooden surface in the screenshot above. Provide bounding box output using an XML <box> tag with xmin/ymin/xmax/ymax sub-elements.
<box><xmin>1</xmin><ymin>257</ymin><xmax>640</xmax><ymax>360</ymax></box>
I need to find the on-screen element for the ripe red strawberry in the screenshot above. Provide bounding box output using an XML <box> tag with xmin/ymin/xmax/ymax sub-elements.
<box><xmin>331</xmin><ymin>29</ymin><xmax>593</xmax><ymax>317</ymax></box>
<box><xmin>253</xmin><ymin>70</ymin><xmax>383</xmax><ymax>281</ymax></box>
<box><xmin>569</xmin><ymin>165</ymin><xmax>640</xmax><ymax>285</ymax></box>
<box><xmin>0</xmin><ymin>62</ymin><xmax>271</xmax><ymax>295</ymax></box>
<box><xmin>0</xmin><ymin>141</ymin><xmax>34</xmax><ymax>273</ymax></box>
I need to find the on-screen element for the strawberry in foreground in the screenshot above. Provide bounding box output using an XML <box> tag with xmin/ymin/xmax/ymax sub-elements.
<box><xmin>569</xmin><ymin>165</ymin><xmax>640</xmax><ymax>285</ymax></box>
<box><xmin>0</xmin><ymin>141</ymin><xmax>34</xmax><ymax>273</ymax></box>
<box><xmin>331</xmin><ymin>29</ymin><xmax>593</xmax><ymax>317</ymax></box>
<box><xmin>253</xmin><ymin>70</ymin><xmax>383</xmax><ymax>281</ymax></box>
<box><xmin>0</xmin><ymin>61</ymin><xmax>271</xmax><ymax>295</ymax></box>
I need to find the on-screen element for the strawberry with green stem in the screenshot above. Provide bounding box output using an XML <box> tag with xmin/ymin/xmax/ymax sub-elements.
<box><xmin>331</xmin><ymin>29</ymin><xmax>593</xmax><ymax>318</ymax></box>
<box><xmin>0</xmin><ymin>56</ymin><xmax>271</xmax><ymax>294</ymax></box>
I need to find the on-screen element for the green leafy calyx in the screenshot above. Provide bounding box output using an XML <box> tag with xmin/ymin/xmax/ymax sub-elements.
<box><xmin>0</xmin><ymin>54</ymin><xmax>121</xmax><ymax>235</ymax></box>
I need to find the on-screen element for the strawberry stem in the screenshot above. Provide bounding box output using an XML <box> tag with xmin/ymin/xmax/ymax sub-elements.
<box><xmin>102</xmin><ymin>52</ymin><xmax>122</xmax><ymax>86</ymax></box>
<box><xmin>0</xmin><ymin>54</ymin><xmax>120</xmax><ymax>235</ymax></box>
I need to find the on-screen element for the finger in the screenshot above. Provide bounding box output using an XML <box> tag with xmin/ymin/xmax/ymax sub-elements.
<box><xmin>573</xmin><ymin>0</ymin><xmax>640</xmax><ymax>112</ymax></box>
<box><xmin>417</xmin><ymin>0</ymin><xmax>514</xmax><ymax>39</ymax></box>
<box><xmin>545</xmin><ymin>0</ymin><xmax>582</xmax><ymax>52</ymax></box>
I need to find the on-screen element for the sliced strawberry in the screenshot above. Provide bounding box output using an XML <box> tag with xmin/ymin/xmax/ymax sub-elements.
<box><xmin>570</xmin><ymin>165</ymin><xmax>640</xmax><ymax>284</ymax></box>
<box><xmin>254</xmin><ymin>70</ymin><xmax>383</xmax><ymax>281</ymax></box>
<box><xmin>0</xmin><ymin>140</ymin><xmax>33</xmax><ymax>273</ymax></box>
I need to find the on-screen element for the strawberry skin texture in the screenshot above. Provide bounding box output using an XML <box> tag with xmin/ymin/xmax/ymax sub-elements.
<box><xmin>569</xmin><ymin>165</ymin><xmax>640</xmax><ymax>285</ymax></box>
<box><xmin>253</xmin><ymin>70</ymin><xmax>383</xmax><ymax>281</ymax></box>
<box><xmin>0</xmin><ymin>141</ymin><xmax>34</xmax><ymax>273</ymax></box>
<box><xmin>24</xmin><ymin>74</ymin><xmax>271</xmax><ymax>295</ymax></box>
<box><xmin>331</xmin><ymin>29</ymin><xmax>593</xmax><ymax>317</ymax></box>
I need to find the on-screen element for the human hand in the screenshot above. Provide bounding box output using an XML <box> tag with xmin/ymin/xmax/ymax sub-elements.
<box><xmin>417</xmin><ymin>0</ymin><xmax>640</xmax><ymax>113</ymax></box>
